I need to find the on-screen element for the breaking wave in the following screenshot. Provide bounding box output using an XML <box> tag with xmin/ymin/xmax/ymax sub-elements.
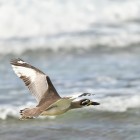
<box><xmin>0</xmin><ymin>0</ymin><xmax>140</xmax><ymax>55</ymax></box>
<box><xmin>1</xmin><ymin>94</ymin><xmax>140</xmax><ymax>120</ymax></box>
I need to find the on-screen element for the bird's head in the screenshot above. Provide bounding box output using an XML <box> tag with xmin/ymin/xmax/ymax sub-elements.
<box><xmin>80</xmin><ymin>99</ymin><xmax>100</xmax><ymax>107</ymax></box>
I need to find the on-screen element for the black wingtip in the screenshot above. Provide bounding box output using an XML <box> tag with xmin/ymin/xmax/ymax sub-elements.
<box><xmin>78</xmin><ymin>93</ymin><xmax>95</xmax><ymax>98</ymax></box>
<box><xmin>10</xmin><ymin>58</ymin><xmax>25</xmax><ymax>65</ymax></box>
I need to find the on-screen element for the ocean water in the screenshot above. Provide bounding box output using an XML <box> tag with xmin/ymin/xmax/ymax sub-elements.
<box><xmin>0</xmin><ymin>0</ymin><xmax>140</xmax><ymax>140</ymax></box>
<box><xmin>0</xmin><ymin>51</ymin><xmax>140</xmax><ymax>140</ymax></box>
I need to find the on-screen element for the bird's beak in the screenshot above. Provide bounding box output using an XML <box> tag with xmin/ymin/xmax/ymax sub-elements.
<box><xmin>87</xmin><ymin>101</ymin><xmax>100</xmax><ymax>106</ymax></box>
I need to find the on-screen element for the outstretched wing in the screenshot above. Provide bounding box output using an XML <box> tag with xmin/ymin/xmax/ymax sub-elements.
<box><xmin>10</xmin><ymin>58</ymin><xmax>61</xmax><ymax>103</ymax></box>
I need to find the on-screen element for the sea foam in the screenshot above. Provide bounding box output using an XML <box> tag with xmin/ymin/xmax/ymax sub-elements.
<box><xmin>0</xmin><ymin>94</ymin><xmax>140</xmax><ymax>120</ymax></box>
<box><xmin>0</xmin><ymin>0</ymin><xmax>140</xmax><ymax>55</ymax></box>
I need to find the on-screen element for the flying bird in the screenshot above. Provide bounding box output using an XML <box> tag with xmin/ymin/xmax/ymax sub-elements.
<box><xmin>10</xmin><ymin>58</ymin><xmax>100</xmax><ymax>120</ymax></box>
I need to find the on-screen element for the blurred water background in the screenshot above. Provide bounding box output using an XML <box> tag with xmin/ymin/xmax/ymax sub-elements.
<box><xmin>0</xmin><ymin>0</ymin><xmax>140</xmax><ymax>140</ymax></box>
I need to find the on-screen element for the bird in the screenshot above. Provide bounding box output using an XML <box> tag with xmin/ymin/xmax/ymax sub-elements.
<box><xmin>10</xmin><ymin>58</ymin><xmax>100</xmax><ymax>120</ymax></box>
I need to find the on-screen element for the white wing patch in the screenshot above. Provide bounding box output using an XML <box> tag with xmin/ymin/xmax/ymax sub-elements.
<box><xmin>10</xmin><ymin>58</ymin><xmax>51</xmax><ymax>103</ymax></box>
<box><xmin>18</xmin><ymin>60</ymin><xmax>26</xmax><ymax>64</ymax></box>
<box><xmin>11</xmin><ymin>65</ymin><xmax>36</xmax><ymax>82</ymax></box>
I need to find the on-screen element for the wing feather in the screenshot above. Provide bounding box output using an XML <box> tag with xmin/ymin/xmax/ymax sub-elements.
<box><xmin>10</xmin><ymin>58</ymin><xmax>60</xmax><ymax>103</ymax></box>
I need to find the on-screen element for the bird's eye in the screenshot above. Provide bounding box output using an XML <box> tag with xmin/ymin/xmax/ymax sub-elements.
<box><xmin>81</xmin><ymin>99</ymin><xmax>90</xmax><ymax>106</ymax></box>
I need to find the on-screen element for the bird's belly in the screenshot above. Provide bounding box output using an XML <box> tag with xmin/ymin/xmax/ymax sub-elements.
<box><xmin>40</xmin><ymin>99</ymin><xmax>71</xmax><ymax>116</ymax></box>
<box><xmin>41</xmin><ymin>107</ymin><xmax>69</xmax><ymax>116</ymax></box>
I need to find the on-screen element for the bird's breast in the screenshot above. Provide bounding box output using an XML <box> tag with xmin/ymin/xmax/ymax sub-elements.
<box><xmin>40</xmin><ymin>99</ymin><xmax>72</xmax><ymax>116</ymax></box>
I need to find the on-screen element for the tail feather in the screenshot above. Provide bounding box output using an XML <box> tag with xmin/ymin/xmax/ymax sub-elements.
<box><xmin>19</xmin><ymin>107</ymin><xmax>42</xmax><ymax>120</ymax></box>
